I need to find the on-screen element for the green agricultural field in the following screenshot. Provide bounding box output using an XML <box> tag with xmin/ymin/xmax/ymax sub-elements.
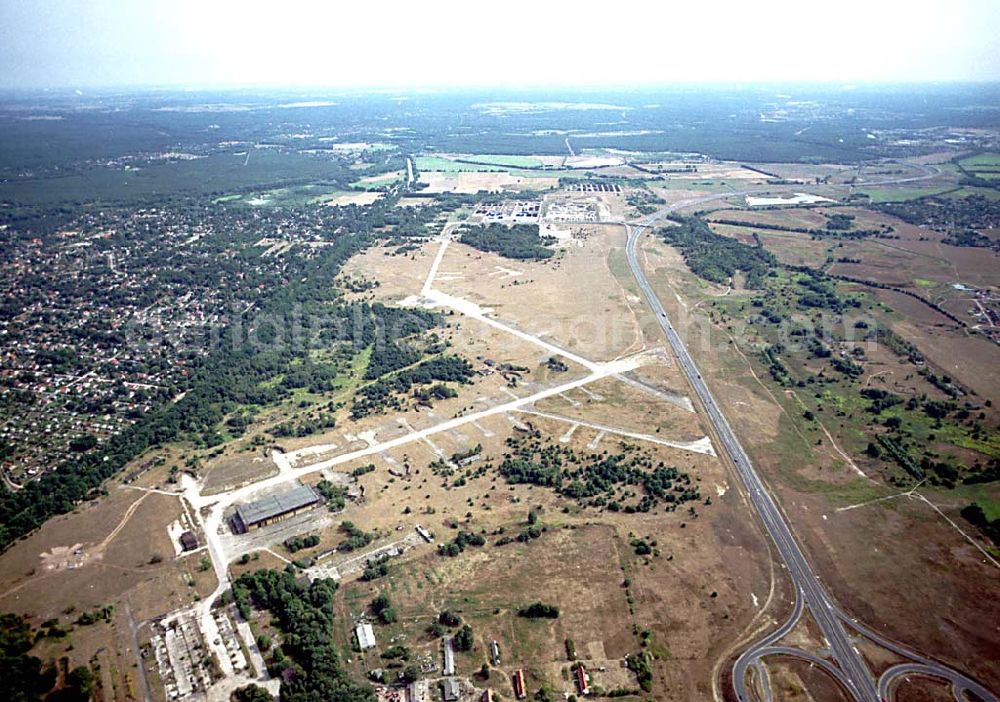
<box><xmin>415</xmin><ymin>155</ymin><xmax>558</xmax><ymax>175</ymax></box>
<box><xmin>461</xmin><ymin>154</ymin><xmax>545</xmax><ymax>168</ymax></box>
<box><xmin>415</xmin><ymin>156</ymin><xmax>500</xmax><ymax>172</ymax></box>
<box><xmin>940</xmin><ymin>186</ymin><xmax>1000</xmax><ymax>201</ymax></box>
<box><xmin>959</xmin><ymin>152</ymin><xmax>1000</xmax><ymax>169</ymax></box>
<box><xmin>856</xmin><ymin>186</ymin><xmax>957</xmax><ymax>203</ymax></box>
<box><xmin>350</xmin><ymin>172</ymin><xmax>404</xmax><ymax>190</ymax></box>
<box><xmin>414</xmin><ymin>156</ymin><xmax>488</xmax><ymax>173</ymax></box>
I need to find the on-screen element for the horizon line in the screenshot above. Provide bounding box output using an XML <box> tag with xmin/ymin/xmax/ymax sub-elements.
<box><xmin>3</xmin><ymin>78</ymin><xmax>1000</xmax><ymax>95</ymax></box>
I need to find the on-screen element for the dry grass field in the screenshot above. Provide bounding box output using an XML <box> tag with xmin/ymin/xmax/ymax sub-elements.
<box><xmin>699</xmin><ymin>204</ymin><xmax>1000</xmax><ymax>400</ymax></box>
<box><xmin>434</xmin><ymin>226</ymin><xmax>647</xmax><ymax>361</ymax></box>
<box><xmin>0</xmin><ymin>459</ymin><xmax>221</xmax><ymax>702</ymax></box>
<box><xmin>323</xmin><ymin>191</ymin><xmax>383</xmax><ymax>207</ymax></box>
<box><xmin>328</xmin><ymin>440</ymin><xmax>771</xmax><ymax>700</ymax></box>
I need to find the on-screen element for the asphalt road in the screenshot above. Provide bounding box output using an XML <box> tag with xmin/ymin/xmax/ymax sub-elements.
<box><xmin>623</xmin><ymin>176</ymin><xmax>998</xmax><ymax>702</ymax></box>
<box><xmin>624</xmin><ymin>218</ymin><xmax>882</xmax><ymax>701</ymax></box>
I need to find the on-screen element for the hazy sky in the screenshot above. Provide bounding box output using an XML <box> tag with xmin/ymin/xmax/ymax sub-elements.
<box><xmin>1</xmin><ymin>0</ymin><xmax>999</xmax><ymax>89</ymax></box>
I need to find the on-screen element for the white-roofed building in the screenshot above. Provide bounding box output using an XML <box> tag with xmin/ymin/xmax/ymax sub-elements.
<box><xmin>356</xmin><ymin>622</ymin><xmax>376</xmax><ymax>650</ymax></box>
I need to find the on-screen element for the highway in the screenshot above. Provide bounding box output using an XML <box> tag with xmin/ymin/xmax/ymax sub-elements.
<box><xmin>624</xmin><ymin>218</ymin><xmax>881</xmax><ymax>701</ymax></box>
<box><xmin>623</xmin><ymin>182</ymin><xmax>999</xmax><ymax>701</ymax></box>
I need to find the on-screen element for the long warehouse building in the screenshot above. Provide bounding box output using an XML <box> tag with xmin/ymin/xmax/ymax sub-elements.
<box><xmin>232</xmin><ymin>485</ymin><xmax>322</xmax><ymax>533</ymax></box>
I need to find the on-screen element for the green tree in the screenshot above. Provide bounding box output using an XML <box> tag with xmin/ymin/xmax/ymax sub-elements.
<box><xmin>454</xmin><ymin>624</ymin><xmax>474</xmax><ymax>652</ymax></box>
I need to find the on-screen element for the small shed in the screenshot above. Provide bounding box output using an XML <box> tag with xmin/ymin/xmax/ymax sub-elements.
<box><xmin>441</xmin><ymin>678</ymin><xmax>460</xmax><ymax>702</ymax></box>
<box><xmin>179</xmin><ymin>531</ymin><xmax>198</xmax><ymax>552</ymax></box>
<box><xmin>356</xmin><ymin>622</ymin><xmax>376</xmax><ymax>650</ymax></box>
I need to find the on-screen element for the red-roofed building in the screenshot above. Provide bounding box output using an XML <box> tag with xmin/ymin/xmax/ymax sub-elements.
<box><xmin>512</xmin><ymin>670</ymin><xmax>526</xmax><ymax>700</ymax></box>
<box><xmin>575</xmin><ymin>664</ymin><xmax>589</xmax><ymax>695</ymax></box>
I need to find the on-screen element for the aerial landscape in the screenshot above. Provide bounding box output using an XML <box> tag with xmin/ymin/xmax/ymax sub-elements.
<box><xmin>1</xmin><ymin>2</ymin><xmax>999</xmax><ymax>702</ymax></box>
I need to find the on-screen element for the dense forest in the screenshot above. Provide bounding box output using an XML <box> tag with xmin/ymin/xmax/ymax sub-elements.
<box><xmin>873</xmin><ymin>195</ymin><xmax>1000</xmax><ymax>249</ymax></box>
<box><xmin>459</xmin><ymin>224</ymin><xmax>556</xmax><ymax>260</ymax></box>
<box><xmin>658</xmin><ymin>215</ymin><xmax>776</xmax><ymax>288</ymax></box>
<box><xmin>1</xmin><ymin>612</ymin><xmax>97</xmax><ymax>702</ymax></box>
<box><xmin>232</xmin><ymin>569</ymin><xmax>374</xmax><ymax>702</ymax></box>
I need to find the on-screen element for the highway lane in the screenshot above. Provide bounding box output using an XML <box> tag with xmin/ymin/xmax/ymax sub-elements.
<box><xmin>625</xmin><ymin>217</ymin><xmax>882</xmax><ymax>700</ymax></box>
<box><xmin>846</xmin><ymin>614</ymin><xmax>998</xmax><ymax>702</ymax></box>
<box><xmin>732</xmin><ymin>586</ymin><xmax>803</xmax><ymax>700</ymax></box>
<box><xmin>624</xmin><ymin>173</ymin><xmax>998</xmax><ymax>702</ymax></box>
<box><xmin>878</xmin><ymin>663</ymin><xmax>998</xmax><ymax>702</ymax></box>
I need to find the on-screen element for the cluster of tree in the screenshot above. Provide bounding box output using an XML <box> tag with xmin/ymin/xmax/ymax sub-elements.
<box><xmin>459</xmin><ymin>224</ymin><xmax>555</xmax><ymax>260</ymax></box>
<box><xmin>631</xmin><ymin>537</ymin><xmax>654</xmax><ymax>556</ymax></box>
<box><xmin>875</xmin><ymin>435</ymin><xmax>923</xmax><ymax>480</ymax></box>
<box><xmin>231</xmin><ymin>569</ymin><xmax>374</xmax><ymax>702</ymax></box>
<box><xmin>518</xmin><ymin>602</ymin><xmax>560</xmax><ymax>619</ymax></box>
<box><xmin>825</xmin><ymin>213</ymin><xmax>855</xmax><ymax>230</ymax></box>
<box><xmin>364</xmin><ymin>342</ymin><xmax>423</xmax><ymax>380</ymax></box>
<box><xmin>626</xmin><ymin>651</ymin><xmax>654</xmax><ymax>692</ymax></box>
<box><xmin>337</xmin><ymin>521</ymin><xmax>374</xmax><ymax>552</ymax></box>
<box><xmin>760</xmin><ymin>345</ymin><xmax>790</xmax><ymax>385</ymax></box>
<box><xmin>709</xmin><ymin>216</ymin><xmax>889</xmax><ymax>240</ymax></box>
<box><xmin>315</xmin><ymin>480</ymin><xmax>347</xmax><ymax>511</ymax></box>
<box><xmin>960</xmin><ymin>503</ymin><xmax>1000</xmax><ymax>547</ymax></box>
<box><xmin>438</xmin><ymin>530</ymin><xmax>486</xmax><ymax>557</ymax></box>
<box><xmin>232</xmin><ymin>684</ymin><xmax>275</xmax><ymax>702</ymax></box>
<box><xmin>339</xmin><ymin>276</ymin><xmax>380</xmax><ymax>293</ymax></box>
<box><xmin>919</xmin><ymin>368</ymin><xmax>967</xmax><ymax>399</ymax></box>
<box><xmin>439</xmin><ymin>610</ymin><xmax>462</xmax><ymax>628</ymax></box>
<box><xmin>546</xmin><ymin>357</ymin><xmax>569</xmax><ymax>373</ymax></box>
<box><xmin>565</xmin><ymin>638</ymin><xmax>577</xmax><ymax>660</ymax></box>
<box><xmin>454</xmin><ymin>624</ymin><xmax>474</xmax><ymax>651</ymax></box>
<box><xmin>272</xmin><ymin>412</ymin><xmax>337</xmax><ymax>438</ymax></box>
<box><xmin>351</xmin><ymin>356</ymin><xmax>473</xmax><ymax>418</ymax></box>
<box><xmin>413</xmin><ymin>383</ymin><xmax>458</xmax><ymax>406</ymax></box>
<box><xmin>362</xmin><ymin>555</ymin><xmax>391</xmax><ymax>581</ymax></box>
<box><xmin>380</xmin><ymin>645</ymin><xmax>411</xmax><ymax>662</ymax></box>
<box><xmin>861</xmin><ymin>388</ymin><xmax>903</xmax><ymax>414</ymax></box>
<box><xmin>75</xmin><ymin>604</ymin><xmax>114</xmax><ymax>626</ymax></box>
<box><xmin>371</xmin><ymin>593</ymin><xmax>397</xmax><ymax>624</ymax></box>
<box><xmin>659</xmin><ymin>215</ymin><xmax>775</xmax><ymax>288</ymax></box>
<box><xmin>795</xmin><ymin>275</ymin><xmax>860</xmax><ymax>314</ymax></box>
<box><xmin>874</xmin><ymin>327</ymin><xmax>925</xmax><ymax>365</ymax></box>
<box><xmin>830</xmin><ymin>355</ymin><xmax>864</xmax><ymax>378</ymax></box>
<box><xmin>285</xmin><ymin>534</ymin><xmax>321</xmax><ymax>553</ymax></box>
<box><xmin>498</xmin><ymin>436</ymin><xmax>700</xmax><ymax>513</ymax></box>
<box><xmin>874</xmin><ymin>196</ymin><xmax>1000</xmax><ymax>249</ymax></box>
<box><xmin>626</xmin><ymin>190</ymin><xmax>666</xmax><ymax>215</ymax></box>
<box><xmin>351</xmin><ymin>464</ymin><xmax>376</xmax><ymax>478</ymax></box>
<box><xmin>963</xmin><ymin>460</ymin><xmax>1000</xmax><ymax>486</ymax></box>
<box><xmin>1</xmin><ymin>613</ymin><xmax>56</xmax><ymax>702</ymax></box>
